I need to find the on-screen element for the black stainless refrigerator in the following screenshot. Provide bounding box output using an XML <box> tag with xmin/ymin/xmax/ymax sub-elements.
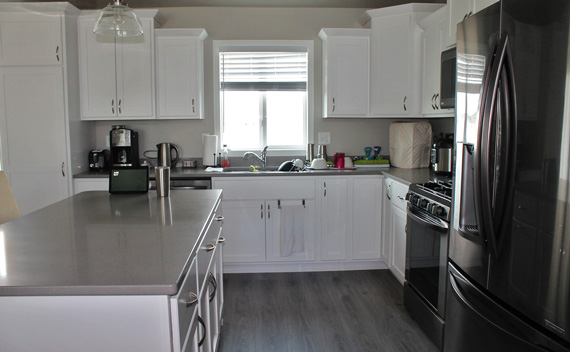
<box><xmin>446</xmin><ymin>0</ymin><xmax>570</xmax><ymax>351</ymax></box>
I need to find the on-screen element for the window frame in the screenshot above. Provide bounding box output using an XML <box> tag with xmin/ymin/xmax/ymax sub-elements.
<box><xmin>213</xmin><ymin>40</ymin><xmax>314</xmax><ymax>157</ymax></box>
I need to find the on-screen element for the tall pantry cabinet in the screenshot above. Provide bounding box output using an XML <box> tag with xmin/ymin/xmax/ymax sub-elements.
<box><xmin>0</xmin><ymin>3</ymin><xmax>93</xmax><ymax>215</ymax></box>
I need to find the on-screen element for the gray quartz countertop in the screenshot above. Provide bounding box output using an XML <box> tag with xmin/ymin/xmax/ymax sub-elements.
<box><xmin>0</xmin><ymin>190</ymin><xmax>222</xmax><ymax>296</ymax></box>
<box><xmin>74</xmin><ymin>166</ymin><xmax>446</xmax><ymax>185</ymax></box>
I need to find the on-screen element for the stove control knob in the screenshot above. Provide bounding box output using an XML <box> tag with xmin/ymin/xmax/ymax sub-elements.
<box><xmin>405</xmin><ymin>193</ymin><xmax>412</xmax><ymax>201</ymax></box>
<box><xmin>420</xmin><ymin>199</ymin><xmax>429</xmax><ymax>209</ymax></box>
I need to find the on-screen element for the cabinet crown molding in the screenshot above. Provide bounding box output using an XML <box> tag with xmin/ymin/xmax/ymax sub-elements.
<box><xmin>359</xmin><ymin>3</ymin><xmax>445</xmax><ymax>27</ymax></box>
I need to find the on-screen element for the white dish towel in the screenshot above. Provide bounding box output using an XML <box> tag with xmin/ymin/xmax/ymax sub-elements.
<box><xmin>279</xmin><ymin>203</ymin><xmax>305</xmax><ymax>257</ymax></box>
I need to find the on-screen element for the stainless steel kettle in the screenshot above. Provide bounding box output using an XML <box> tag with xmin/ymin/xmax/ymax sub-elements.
<box><xmin>157</xmin><ymin>143</ymin><xmax>180</xmax><ymax>167</ymax></box>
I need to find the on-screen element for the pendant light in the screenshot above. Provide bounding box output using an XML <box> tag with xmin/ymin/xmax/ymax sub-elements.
<box><xmin>93</xmin><ymin>0</ymin><xmax>143</xmax><ymax>37</ymax></box>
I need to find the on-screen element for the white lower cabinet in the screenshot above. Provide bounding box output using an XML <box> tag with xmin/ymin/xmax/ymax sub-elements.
<box><xmin>213</xmin><ymin>175</ymin><xmax>384</xmax><ymax>272</ymax></box>
<box><xmin>382</xmin><ymin>177</ymin><xmax>409</xmax><ymax>284</ymax></box>
<box><xmin>220</xmin><ymin>200</ymin><xmax>267</xmax><ymax>263</ymax></box>
<box><xmin>352</xmin><ymin>176</ymin><xmax>383</xmax><ymax>260</ymax></box>
<box><xmin>74</xmin><ymin>178</ymin><xmax>109</xmax><ymax>193</ymax></box>
<box><xmin>320</xmin><ymin>177</ymin><xmax>349</xmax><ymax>261</ymax></box>
<box><xmin>213</xmin><ymin>177</ymin><xmax>316</xmax><ymax>267</ymax></box>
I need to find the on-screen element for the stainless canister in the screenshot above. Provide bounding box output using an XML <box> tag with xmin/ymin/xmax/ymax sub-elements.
<box><xmin>306</xmin><ymin>143</ymin><xmax>314</xmax><ymax>162</ymax></box>
<box><xmin>155</xmin><ymin>166</ymin><xmax>170</xmax><ymax>197</ymax></box>
<box><xmin>317</xmin><ymin>144</ymin><xmax>327</xmax><ymax>161</ymax></box>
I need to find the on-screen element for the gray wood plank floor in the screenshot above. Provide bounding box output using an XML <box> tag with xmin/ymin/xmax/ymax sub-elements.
<box><xmin>217</xmin><ymin>270</ymin><xmax>438</xmax><ymax>352</ymax></box>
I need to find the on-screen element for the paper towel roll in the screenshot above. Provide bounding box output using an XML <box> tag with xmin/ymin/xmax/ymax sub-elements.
<box><xmin>203</xmin><ymin>135</ymin><xmax>218</xmax><ymax>166</ymax></box>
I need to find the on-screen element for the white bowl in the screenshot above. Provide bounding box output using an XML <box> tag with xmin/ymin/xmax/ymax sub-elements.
<box><xmin>310</xmin><ymin>158</ymin><xmax>328</xmax><ymax>169</ymax></box>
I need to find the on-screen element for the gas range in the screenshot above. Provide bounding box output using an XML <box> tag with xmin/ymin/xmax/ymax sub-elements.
<box><xmin>406</xmin><ymin>180</ymin><xmax>452</xmax><ymax>222</ymax></box>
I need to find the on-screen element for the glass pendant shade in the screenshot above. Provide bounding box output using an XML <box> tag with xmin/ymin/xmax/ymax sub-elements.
<box><xmin>93</xmin><ymin>0</ymin><xmax>143</xmax><ymax>37</ymax></box>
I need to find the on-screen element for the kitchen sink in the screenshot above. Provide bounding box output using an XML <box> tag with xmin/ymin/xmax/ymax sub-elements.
<box><xmin>221</xmin><ymin>167</ymin><xmax>303</xmax><ymax>173</ymax></box>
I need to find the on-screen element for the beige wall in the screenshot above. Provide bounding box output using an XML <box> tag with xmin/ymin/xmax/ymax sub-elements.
<box><xmin>94</xmin><ymin>7</ymin><xmax>453</xmax><ymax>160</ymax></box>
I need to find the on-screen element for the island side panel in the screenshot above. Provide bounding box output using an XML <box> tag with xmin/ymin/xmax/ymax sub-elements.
<box><xmin>0</xmin><ymin>295</ymin><xmax>172</xmax><ymax>352</ymax></box>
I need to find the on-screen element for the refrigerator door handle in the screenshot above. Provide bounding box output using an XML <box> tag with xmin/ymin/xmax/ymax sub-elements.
<box><xmin>476</xmin><ymin>33</ymin><xmax>517</xmax><ymax>258</ymax></box>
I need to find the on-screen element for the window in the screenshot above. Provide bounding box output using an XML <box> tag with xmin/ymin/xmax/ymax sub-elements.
<box><xmin>214</xmin><ymin>41</ymin><xmax>313</xmax><ymax>155</ymax></box>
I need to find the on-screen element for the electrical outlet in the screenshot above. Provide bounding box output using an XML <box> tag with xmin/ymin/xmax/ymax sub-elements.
<box><xmin>318</xmin><ymin>132</ymin><xmax>331</xmax><ymax>145</ymax></box>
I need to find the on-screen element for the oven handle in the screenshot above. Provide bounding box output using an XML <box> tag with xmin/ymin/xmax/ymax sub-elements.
<box><xmin>407</xmin><ymin>203</ymin><xmax>449</xmax><ymax>233</ymax></box>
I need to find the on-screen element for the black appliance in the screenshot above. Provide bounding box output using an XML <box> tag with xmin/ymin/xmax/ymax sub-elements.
<box><xmin>88</xmin><ymin>149</ymin><xmax>110</xmax><ymax>170</ymax></box>
<box><xmin>404</xmin><ymin>180</ymin><xmax>452</xmax><ymax>350</ymax></box>
<box><xmin>110</xmin><ymin>125</ymin><xmax>139</xmax><ymax>167</ymax></box>
<box><xmin>439</xmin><ymin>47</ymin><xmax>456</xmax><ymax>109</ymax></box>
<box><xmin>446</xmin><ymin>1</ymin><xmax>570</xmax><ymax>351</ymax></box>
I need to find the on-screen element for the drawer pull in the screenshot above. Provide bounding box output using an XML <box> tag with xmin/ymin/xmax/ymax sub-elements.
<box><xmin>217</xmin><ymin>236</ymin><xmax>226</xmax><ymax>244</ymax></box>
<box><xmin>208</xmin><ymin>273</ymin><xmax>218</xmax><ymax>302</ymax></box>
<box><xmin>397</xmin><ymin>196</ymin><xmax>405</xmax><ymax>201</ymax></box>
<box><xmin>183</xmin><ymin>292</ymin><xmax>198</xmax><ymax>307</ymax></box>
<box><xmin>215</xmin><ymin>215</ymin><xmax>224</xmax><ymax>221</ymax></box>
<box><xmin>198</xmin><ymin>315</ymin><xmax>206</xmax><ymax>347</ymax></box>
<box><xmin>205</xmin><ymin>243</ymin><xmax>216</xmax><ymax>252</ymax></box>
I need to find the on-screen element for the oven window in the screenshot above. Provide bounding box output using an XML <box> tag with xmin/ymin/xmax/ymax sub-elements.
<box><xmin>407</xmin><ymin>208</ymin><xmax>444</xmax><ymax>310</ymax></box>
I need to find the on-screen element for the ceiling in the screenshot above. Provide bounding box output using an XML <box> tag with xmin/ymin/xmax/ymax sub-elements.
<box><xmin>0</xmin><ymin>0</ymin><xmax>444</xmax><ymax>10</ymax></box>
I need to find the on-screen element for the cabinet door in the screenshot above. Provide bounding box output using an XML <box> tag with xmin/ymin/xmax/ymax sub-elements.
<box><xmin>421</xmin><ymin>19</ymin><xmax>444</xmax><ymax>115</ymax></box>
<box><xmin>446</xmin><ymin>0</ymin><xmax>472</xmax><ymax>48</ymax></box>
<box><xmin>352</xmin><ymin>177</ymin><xmax>382</xmax><ymax>260</ymax></box>
<box><xmin>320</xmin><ymin>178</ymin><xmax>349</xmax><ymax>261</ymax></box>
<box><xmin>266</xmin><ymin>199</ymin><xmax>316</xmax><ymax>262</ymax></box>
<box><xmin>78</xmin><ymin>18</ymin><xmax>117</xmax><ymax>119</ymax></box>
<box><xmin>221</xmin><ymin>200</ymin><xmax>266</xmax><ymax>263</ymax></box>
<box><xmin>381</xmin><ymin>178</ymin><xmax>393</xmax><ymax>263</ymax></box>
<box><xmin>323</xmin><ymin>34</ymin><xmax>369</xmax><ymax>117</ymax></box>
<box><xmin>0</xmin><ymin>13</ymin><xmax>62</xmax><ymax>66</ymax></box>
<box><xmin>156</xmin><ymin>34</ymin><xmax>204</xmax><ymax>119</ymax></box>
<box><xmin>115</xmin><ymin>20</ymin><xmax>154</xmax><ymax>118</ymax></box>
<box><xmin>0</xmin><ymin>67</ymin><xmax>69</xmax><ymax>215</ymax></box>
<box><xmin>473</xmin><ymin>0</ymin><xmax>499</xmax><ymax>13</ymax></box>
<box><xmin>390</xmin><ymin>204</ymin><xmax>407</xmax><ymax>284</ymax></box>
<box><xmin>370</xmin><ymin>14</ymin><xmax>412</xmax><ymax>116</ymax></box>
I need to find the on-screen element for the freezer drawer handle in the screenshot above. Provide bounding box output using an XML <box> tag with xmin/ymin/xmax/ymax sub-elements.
<box><xmin>449</xmin><ymin>265</ymin><xmax>556</xmax><ymax>350</ymax></box>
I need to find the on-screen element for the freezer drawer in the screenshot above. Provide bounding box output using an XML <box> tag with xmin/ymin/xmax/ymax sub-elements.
<box><xmin>444</xmin><ymin>263</ymin><xmax>569</xmax><ymax>352</ymax></box>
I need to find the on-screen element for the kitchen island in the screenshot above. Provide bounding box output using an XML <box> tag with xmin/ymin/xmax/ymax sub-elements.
<box><xmin>0</xmin><ymin>190</ymin><xmax>223</xmax><ymax>352</ymax></box>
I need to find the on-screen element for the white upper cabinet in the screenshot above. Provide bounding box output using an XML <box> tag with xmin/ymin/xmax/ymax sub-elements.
<box><xmin>155</xmin><ymin>29</ymin><xmax>207</xmax><ymax>120</ymax></box>
<box><xmin>445</xmin><ymin>0</ymin><xmax>499</xmax><ymax>47</ymax></box>
<box><xmin>319</xmin><ymin>28</ymin><xmax>370</xmax><ymax>118</ymax></box>
<box><xmin>419</xmin><ymin>6</ymin><xmax>453</xmax><ymax>117</ymax></box>
<box><xmin>365</xmin><ymin>4</ymin><xmax>444</xmax><ymax>117</ymax></box>
<box><xmin>0</xmin><ymin>12</ymin><xmax>62</xmax><ymax>66</ymax></box>
<box><xmin>78</xmin><ymin>10</ymin><xmax>164</xmax><ymax>120</ymax></box>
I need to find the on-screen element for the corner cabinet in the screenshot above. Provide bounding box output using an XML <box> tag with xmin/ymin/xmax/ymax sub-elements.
<box><xmin>382</xmin><ymin>177</ymin><xmax>409</xmax><ymax>285</ymax></box>
<box><xmin>0</xmin><ymin>3</ymin><xmax>89</xmax><ymax>216</ymax></box>
<box><xmin>77</xmin><ymin>10</ymin><xmax>165</xmax><ymax>120</ymax></box>
<box><xmin>155</xmin><ymin>29</ymin><xmax>207</xmax><ymax>120</ymax></box>
<box><xmin>419</xmin><ymin>6</ymin><xmax>454</xmax><ymax>117</ymax></box>
<box><xmin>319</xmin><ymin>28</ymin><xmax>370</xmax><ymax>118</ymax></box>
<box><xmin>365</xmin><ymin>4</ymin><xmax>444</xmax><ymax>117</ymax></box>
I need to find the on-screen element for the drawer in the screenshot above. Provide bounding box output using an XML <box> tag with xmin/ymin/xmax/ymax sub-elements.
<box><xmin>391</xmin><ymin>180</ymin><xmax>409</xmax><ymax>211</ymax></box>
<box><xmin>197</xmin><ymin>214</ymin><xmax>222</xmax><ymax>293</ymax></box>
<box><xmin>170</xmin><ymin>257</ymin><xmax>198</xmax><ymax>352</ymax></box>
<box><xmin>213</xmin><ymin>177</ymin><xmax>316</xmax><ymax>200</ymax></box>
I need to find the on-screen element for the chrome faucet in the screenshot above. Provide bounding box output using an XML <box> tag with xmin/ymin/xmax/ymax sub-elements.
<box><xmin>243</xmin><ymin>146</ymin><xmax>269</xmax><ymax>169</ymax></box>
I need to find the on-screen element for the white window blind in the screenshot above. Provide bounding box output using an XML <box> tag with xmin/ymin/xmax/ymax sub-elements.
<box><xmin>220</xmin><ymin>52</ymin><xmax>308</xmax><ymax>91</ymax></box>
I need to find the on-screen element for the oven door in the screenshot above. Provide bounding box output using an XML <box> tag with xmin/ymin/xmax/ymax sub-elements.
<box><xmin>406</xmin><ymin>203</ymin><xmax>449</xmax><ymax>316</ymax></box>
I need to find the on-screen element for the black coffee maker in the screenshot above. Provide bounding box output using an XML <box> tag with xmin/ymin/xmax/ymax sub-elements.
<box><xmin>110</xmin><ymin>125</ymin><xmax>139</xmax><ymax>167</ymax></box>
